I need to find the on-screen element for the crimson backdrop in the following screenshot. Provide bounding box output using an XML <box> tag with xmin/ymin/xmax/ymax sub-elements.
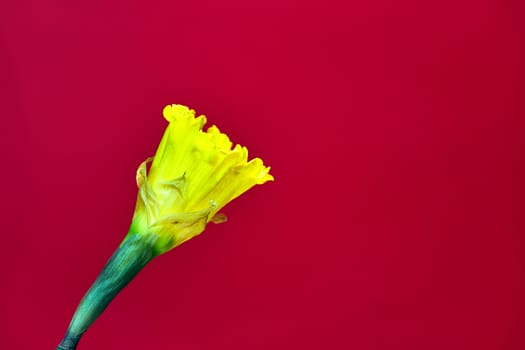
<box><xmin>1</xmin><ymin>1</ymin><xmax>524</xmax><ymax>349</ymax></box>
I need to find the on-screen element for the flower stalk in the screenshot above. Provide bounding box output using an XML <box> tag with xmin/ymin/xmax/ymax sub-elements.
<box><xmin>56</xmin><ymin>233</ymin><xmax>157</xmax><ymax>350</ymax></box>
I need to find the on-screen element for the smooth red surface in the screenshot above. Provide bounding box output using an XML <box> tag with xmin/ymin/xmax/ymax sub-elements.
<box><xmin>1</xmin><ymin>1</ymin><xmax>524</xmax><ymax>349</ymax></box>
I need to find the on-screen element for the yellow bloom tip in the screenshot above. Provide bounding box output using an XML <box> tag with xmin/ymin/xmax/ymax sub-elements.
<box><xmin>163</xmin><ymin>104</ymin><xmax>192</xmax><ymax>121</ymax></box>
<box><xmin>163</xmin><ymin>104</ymin><xmax>207</xmax><ymax>128</ymax></box>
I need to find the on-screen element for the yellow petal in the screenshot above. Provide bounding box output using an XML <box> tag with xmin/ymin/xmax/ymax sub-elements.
<box><xmin>129</xmin><ymin>104</ymin><xmax>273</xmax><ymax>254</ymax></box>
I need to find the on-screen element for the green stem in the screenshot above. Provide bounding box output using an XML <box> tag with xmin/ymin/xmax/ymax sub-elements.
<box><xmin>57</xmin><ymin>233</ymin><xmax>157</xmax><ymax>350</ymax></box>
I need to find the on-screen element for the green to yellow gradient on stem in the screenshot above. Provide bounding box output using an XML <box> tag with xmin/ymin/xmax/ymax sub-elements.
<box><xmin>57</xmin><ymin>234</ymin><xmax>156</xmax><ymax>350</ymax></box>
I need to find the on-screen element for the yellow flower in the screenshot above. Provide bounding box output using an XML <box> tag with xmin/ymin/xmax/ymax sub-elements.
<box><xmin>128</xmin><ymin>104</ymin><xmax>273</xmax><ymax>254</ymax></box>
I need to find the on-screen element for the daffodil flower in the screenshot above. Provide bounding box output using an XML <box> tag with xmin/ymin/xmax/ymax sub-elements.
<box><xmin>57</xmin><ymin>105</ymin><xmax>273</xmax><ymax>350</ymax></box>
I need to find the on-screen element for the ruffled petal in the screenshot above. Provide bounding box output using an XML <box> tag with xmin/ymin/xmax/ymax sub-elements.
<box><xmin>130</xmin><ymin>104</ymin><xmax>273</xmax><ymax>254</ymax></box>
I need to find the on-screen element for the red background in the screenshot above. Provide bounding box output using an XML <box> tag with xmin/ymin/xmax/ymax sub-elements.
<box><xmin>1</xmin><ymin>1</ymin><xmax>524</xmax><ymax>349</ymax></box>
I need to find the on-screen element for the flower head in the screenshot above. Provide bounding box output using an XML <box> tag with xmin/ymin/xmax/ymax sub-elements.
<box><xmin>128</xmin><ymin>104</ymin><xmax>273</xmax><ymax>254</ymax></box>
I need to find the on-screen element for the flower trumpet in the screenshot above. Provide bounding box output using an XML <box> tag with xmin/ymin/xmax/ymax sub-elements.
<box><xmin>57</xmin><ymin>104</ymin><xmax>273</xmax><ymax>349</ymax></box>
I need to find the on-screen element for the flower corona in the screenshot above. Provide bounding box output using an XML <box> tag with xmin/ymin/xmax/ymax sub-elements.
<box><xmin>128</xmin><ymin>104</ymin><xmax>273</xmax><ymax>254</ymax></box>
